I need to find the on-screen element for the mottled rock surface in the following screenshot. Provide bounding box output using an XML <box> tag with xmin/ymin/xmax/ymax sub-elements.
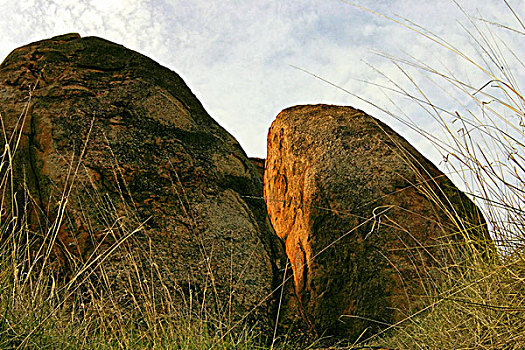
<box><xmin>0</xmin><ymin>33</ymin><xmax>284</xmax><ymax>333</ymax></box>
<box><xmin>264</xmin><ymin>104</ymin><xmax>489</xmax><ymax>341</ymax></box>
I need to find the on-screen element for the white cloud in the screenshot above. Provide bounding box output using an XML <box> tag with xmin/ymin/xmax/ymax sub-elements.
<box><xmin>0</xmin><ymin>0</ymin><xmax>523</xmax><ymax>168</ymax></box>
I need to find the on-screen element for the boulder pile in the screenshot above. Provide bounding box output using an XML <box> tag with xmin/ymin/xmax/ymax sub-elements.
<box><xmin>0</xmin><ymin>35</ymin><xmax>490</xmax><ymax>343</ymax></box>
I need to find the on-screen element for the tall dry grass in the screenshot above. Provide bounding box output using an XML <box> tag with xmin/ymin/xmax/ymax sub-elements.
<box><xmin>340</xmin><ymin>1</ymin><xmax>525</xmax><ymax>349</ymax></box>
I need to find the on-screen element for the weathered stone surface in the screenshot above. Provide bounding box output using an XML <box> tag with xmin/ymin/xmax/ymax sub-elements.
<box><xmin>0</xmin><ymin>34</ymin><xmax>284</xmax><ymax>333</ymax></box>
<box><xmin>264</xmin><ymin>104</ymin><xmax>489</xmax><ymax>341</ymax></box>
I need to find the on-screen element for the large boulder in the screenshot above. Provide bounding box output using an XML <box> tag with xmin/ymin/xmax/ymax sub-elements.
<box><xmin>264</xmin><ymin>104</ymin><xmax>490</xmax><ymax>341</ymax></box>
<box><xmin>0</xmin><ymin>33</ymin><xmax>284</xmax><ymax>334</ymax></box>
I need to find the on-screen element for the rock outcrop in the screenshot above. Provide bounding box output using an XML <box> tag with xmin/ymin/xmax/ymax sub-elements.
<box><xmin>0</xmin><ymin>33</ymin><xmax>284</xmax><ymax>334</ymax></box>
<box><xmin>264</xmin><ymin>104</ymin><xmax>489</xmax><ymax>341</ymax></box>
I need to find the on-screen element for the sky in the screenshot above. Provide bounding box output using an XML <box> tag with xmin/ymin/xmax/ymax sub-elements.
<box><xmin>0</xmin><ymin>0</ymin><xmax>523</xmax><ymax>172</ymax></box>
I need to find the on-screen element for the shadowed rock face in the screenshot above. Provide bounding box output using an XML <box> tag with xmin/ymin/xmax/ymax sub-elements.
<box><xmin>0</xmin><ymin>33</ymin><xmax>284</xmax><ymax>333</ymax></box>
<box><xmin>264</xmin><ymin>104</ymin><xmax>489</xmax><ymax>341</ymax></box>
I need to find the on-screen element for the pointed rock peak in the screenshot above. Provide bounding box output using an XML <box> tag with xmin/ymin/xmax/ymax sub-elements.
<box><xmin>50</xmin><ymin>33</ymin><xmax>81</xmax><ymax>41</ymax></box>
